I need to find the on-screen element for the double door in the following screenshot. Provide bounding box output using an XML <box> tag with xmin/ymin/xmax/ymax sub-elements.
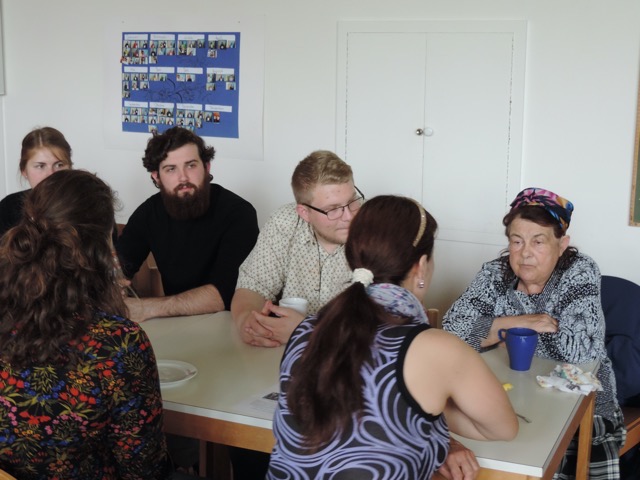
<box><xmin>336</xmin><ymin>20</ymin><xmax>526</xmax><ymax>246</ymax></box>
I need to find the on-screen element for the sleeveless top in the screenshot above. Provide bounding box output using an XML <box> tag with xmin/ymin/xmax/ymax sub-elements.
<box><xmin>267</xmin><ymin>318</ymin><xmax>450</xmax><ymax>479</ymax></box>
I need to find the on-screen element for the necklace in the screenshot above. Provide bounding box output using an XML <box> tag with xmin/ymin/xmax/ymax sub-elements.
<box><xmin>313</xmin><ymin>230</ymin><xmax>327</xmax><ymax>299</ymax></box>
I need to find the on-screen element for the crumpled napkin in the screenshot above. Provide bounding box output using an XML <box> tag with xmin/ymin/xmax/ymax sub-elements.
<box><xmin>536</xmin><ymin>363</ymin><xmax>602</xmax><ymax>395</ymax></box>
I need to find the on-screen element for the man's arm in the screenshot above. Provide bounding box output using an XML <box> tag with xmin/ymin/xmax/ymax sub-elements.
<box><xmin>232</xmin><ymin>289</ymin><xmax>304</xmax><ymax>347</ymax></box>
<box><xmin>231</xmin><ymin>206</ymin><xmax>301</xmax><ymax>346</ymax></box>
<box><xmin>231</xmin><ymin>288</ymin><xmax>281</xmax><ymax>347</ymax></box>
<box><xmin>126</xmin><ymin>284</ymin><xmax>224</xmax><ymax>322</ymax></box>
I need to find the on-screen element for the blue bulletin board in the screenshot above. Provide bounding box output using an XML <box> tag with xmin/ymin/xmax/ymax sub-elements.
<box><xmin>121</xmin><ymin>31</ymin><xmax>240</xmax><ymax>138</ymax></box>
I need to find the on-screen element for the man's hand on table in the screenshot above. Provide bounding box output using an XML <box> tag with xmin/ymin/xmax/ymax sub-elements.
<box><xmin>124</xmin><ymin>296</ymin><xmax>150</xmax><ymax>323</ymax></box>
<box><xmin>241</xmin><ymin>300</ymin><xmax>304</xmax><ymax>348</ymax></box>
<box><xmin>436</xmin><ymin>438</ymin><xmax>479</xmax><ymax>480</ymax></box>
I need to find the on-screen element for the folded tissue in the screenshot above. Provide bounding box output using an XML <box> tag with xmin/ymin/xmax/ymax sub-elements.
<box><xmin>536</xmin><ymin>363</ymin><xmax>602</xmax><ymax>395</ymax></box>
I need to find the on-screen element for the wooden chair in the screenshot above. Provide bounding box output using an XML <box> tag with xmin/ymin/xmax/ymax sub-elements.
<box><xmin>132</xmin><ymin>249</ymin><xmax>164</xmax><ymax>298</ymax></box>
<box><xmin>621</xmin><ymin>406</ymin><xmax>640</xmax><ymax>456</ymax></box>
<box><xmin>115</xmin><ymin>224</ymin><xmax>164</xmax><ymax>297</ymax></box>
<box><xmin>601</xmin><ymin>275</ymin><xmax>640</xmax><ymax>456</ymax></box>
<box><xmin>426</xmin><ymin>308</ymin><xmax>441</xmax><ymax>329</ymax></box>
<box><xmin>0</xmin><ymin>469</ymin><xmax>17</xmax><ymax>480</ymax></box>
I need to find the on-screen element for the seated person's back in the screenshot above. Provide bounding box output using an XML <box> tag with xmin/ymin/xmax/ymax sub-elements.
<box><xmin>0</xmin><ymin>170</ymin><xmax>170</xmax><ymax>479</ymax></box>
<box><xmin>268</xmin><ymin>195</ymin><xmax>518</xmax><ymax>479</ymax></box>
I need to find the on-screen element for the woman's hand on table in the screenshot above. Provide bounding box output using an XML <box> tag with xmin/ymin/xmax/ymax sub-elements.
<box><xmin>519</xmin><ymin>313</ymin><xmax>559</xmax><ymax>333</ymax></box>
<box><xmin>483</xmin><ymin>314</ymin><xmax>559</xmax><ymax>347</ymax></box>
<box><xmin>436</xmin><ymin>438</ymin><xmax>479</xmax><ymax>480</ymax></box>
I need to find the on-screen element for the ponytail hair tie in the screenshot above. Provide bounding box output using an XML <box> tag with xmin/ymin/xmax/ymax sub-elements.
<box><xmin>352</xmin><ymin>268</ymin><xmax>374</xmax><ymax>287</ymax></box>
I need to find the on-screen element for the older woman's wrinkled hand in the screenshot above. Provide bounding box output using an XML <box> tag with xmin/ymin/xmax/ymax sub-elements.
<box><xmin>518</xmin><ymin>313</ymin><xmax>558</xmax><ymax>333</ymax></box>
<box><xmin>484</xmin><ymin>314</ymin><xmax>558</xmax><ymax>347</ymax></box>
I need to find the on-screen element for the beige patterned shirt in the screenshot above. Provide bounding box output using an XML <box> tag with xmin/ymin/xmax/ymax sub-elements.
<box><xmin>236</xmin><ymin>203</ymin><xmax>352</xmax><ymax>314</ymax></box>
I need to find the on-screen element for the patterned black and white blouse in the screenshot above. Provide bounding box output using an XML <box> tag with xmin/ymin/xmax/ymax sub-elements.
<box><xmin>442</xmin><ymin>253</ymin><xmax>620</xmax><ymax>424</ymax></box>
<box><xmin>267</xmin><ymin>318</ymin><xmax>449</xmax><ymax>479</ymax></box>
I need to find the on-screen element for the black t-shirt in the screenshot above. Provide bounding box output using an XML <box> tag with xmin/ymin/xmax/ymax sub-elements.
<box><xmin>116</xmin><ymin>184</ymin><xmax>259</xmax><ymax>309</ymax></box>
<box><xmin>0</xmin><ymin>190</ymin><xmax>28</xmax><ymax>237</ymax></box>
<box><xmin>0</xmin><ymin>189</ymin><xmax>119</xmax><ymax>243</ymax></box>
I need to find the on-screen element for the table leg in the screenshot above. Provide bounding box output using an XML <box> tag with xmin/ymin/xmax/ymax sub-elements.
<box><xmin>575</xmin><ymin>392</ymin><xmax>595</xmax><ymax>480</ymax></box>
<box><xmin>202</xmin><ymin>442</ymin><xmax>232</xmax><ymax>480</ymax></box>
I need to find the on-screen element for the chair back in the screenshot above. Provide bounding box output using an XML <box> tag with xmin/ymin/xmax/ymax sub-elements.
<box><xmin>601</xmin><ymin>275</ymin><xmax>640</xmax><ymax>456</ymax></box>
<box><xmin>601</xmin><ymin>275</ymin><xmax>640</xmax><ymax>407</ymax></box>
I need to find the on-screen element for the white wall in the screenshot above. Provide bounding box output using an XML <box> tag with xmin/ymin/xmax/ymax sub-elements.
<box><xmin>1</xmin><ymin>0</ymin><xmax>640</xmax><ymax>313</ymax></box>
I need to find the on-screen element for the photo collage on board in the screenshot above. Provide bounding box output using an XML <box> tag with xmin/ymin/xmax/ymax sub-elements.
<box><xmin>120</xmin><ymin>32</ymin><xmax>240</xmax><ymax>139</ymax></box>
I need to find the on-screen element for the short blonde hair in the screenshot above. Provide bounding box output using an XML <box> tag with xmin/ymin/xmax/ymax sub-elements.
<box><xmin>291</xmin><ymin>151</ymin><xmax>353</xmax><ymax>204</ymax></box>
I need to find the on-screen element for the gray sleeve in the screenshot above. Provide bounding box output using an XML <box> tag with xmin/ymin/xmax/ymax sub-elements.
<box><xmin>539</xmin><ymin>255</ymin><xmax>604</xmax><ymax>364</ymax></box>
<box><xmin>442</xmin><ymin>260</ymin><xmax>504</xmax><ymax>351</ymax></box>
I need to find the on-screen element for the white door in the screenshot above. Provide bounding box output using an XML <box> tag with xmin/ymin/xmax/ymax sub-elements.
<box><xmin>337</xmin><ymin>20</ymin><xmax>526</xmax><ymax>246</ymax></box>
<box><xmin>341</xmin><ymin>32</ymin><xmax>428</xmax><ymax>202</ymax></box>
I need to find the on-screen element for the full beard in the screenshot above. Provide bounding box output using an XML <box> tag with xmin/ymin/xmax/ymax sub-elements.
<box><xmin>160</xmin><ymin>179</ymin><xmax>211</xmax><ymax>221</ymax></box>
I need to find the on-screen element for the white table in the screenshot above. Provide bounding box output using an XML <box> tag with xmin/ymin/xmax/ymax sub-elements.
<box><xmin>142</xmin><ymin>312</ymin><xmax>281</xmax><ymax>453</ymax></box>
<box><xmin>144</xmin><ymin>313</ymin><xmax>595</xmax><ymax>480</ymax></box>
<box><xmin>452</xmin><ymin>347</ymin><xmax>596</xmax><ymax>480</ymax></box>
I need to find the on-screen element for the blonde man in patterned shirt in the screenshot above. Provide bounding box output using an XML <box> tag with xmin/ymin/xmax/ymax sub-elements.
<box><xmin>231</xmin><ymin>150</ymin><xmax>364</xmax><ymax>348</ymax></box>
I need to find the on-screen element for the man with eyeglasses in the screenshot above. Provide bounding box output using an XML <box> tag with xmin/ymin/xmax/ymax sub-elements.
<box><xmin>231</xmin><ymin>151</ymin><xmax>474</xmax><ymax>480</ymax></box>
<box><xmin>231</xmin><ymin>150</ymin><xmax>364</xmax><ymax>349</ymax></box>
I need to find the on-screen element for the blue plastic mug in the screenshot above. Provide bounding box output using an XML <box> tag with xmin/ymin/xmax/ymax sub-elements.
<box><xmin>498</xmin><ymin>327</ymin><xmax>538</xmax><ymax>371</ymax></box>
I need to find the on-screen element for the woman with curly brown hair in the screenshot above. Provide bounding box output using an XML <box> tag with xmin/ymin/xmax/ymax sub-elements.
<box><xmin>0</xmin><ymin>170</ymin><xmax>171</xmax><ymax>479</ymax></box>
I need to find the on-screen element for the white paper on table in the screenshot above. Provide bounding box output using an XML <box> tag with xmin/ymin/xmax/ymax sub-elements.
<box><xmin>234</xmin><ymin>384</ymin><xmax>280</xmax><ymax>418</ymax></box>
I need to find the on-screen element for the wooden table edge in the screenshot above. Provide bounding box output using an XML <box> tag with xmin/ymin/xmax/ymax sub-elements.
<box><xmin>163</xmin><ymin>409</ymin><xmax>275</xmax><ymax>453</ymax></box>
<box><xmin>542</xmin><ymin>390</ymin><xmax>594</xmax><ymax>480</ymax></box>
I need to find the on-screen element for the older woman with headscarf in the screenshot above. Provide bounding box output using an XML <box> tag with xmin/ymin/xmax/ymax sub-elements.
<box><xmin>442</xmin><ymin>187</ymin><xmax>625</xmax><ymax>480</ymax></box>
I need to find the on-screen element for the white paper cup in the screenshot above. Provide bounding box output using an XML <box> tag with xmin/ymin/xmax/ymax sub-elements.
<box><xmin>279</xmin><ymin>297</ymin><xmax>309</xmax><ymax>316</ymax></box>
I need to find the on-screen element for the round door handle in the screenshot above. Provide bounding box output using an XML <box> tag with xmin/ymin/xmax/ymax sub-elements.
<box><xmin>416</xmin><ymin>127</ymin><xmax>434</xmax><ymax>136</ymax></box>
<box><xmin>415</xmin><ymin>128</ymin><xmax>424</xmax><ymax>136</ymax></box>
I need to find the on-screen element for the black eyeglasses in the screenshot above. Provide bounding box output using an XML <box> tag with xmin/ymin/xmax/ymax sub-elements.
<box><xmin>303</xmin><ymin>186</ymin><xmax>365</xmax><ymax>221</ymax></box>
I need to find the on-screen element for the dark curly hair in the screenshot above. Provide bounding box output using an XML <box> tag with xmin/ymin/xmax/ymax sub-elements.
<box><xmin>142</xmin><ymin>127</ymin><xmax>215</xmax><ymax>185</ymax></box>
<box><xmin>0</xmin><ymin>170</ymin><xmax>127</xmax><ymax>367</ymax></box>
